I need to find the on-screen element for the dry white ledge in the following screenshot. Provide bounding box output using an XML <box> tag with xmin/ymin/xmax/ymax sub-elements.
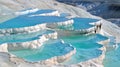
<box><xmin>0</xmin><ymin>31</ymin><xmax>57</xmax><ymax>52</ymax></box>
<box><xmin>29</xmin><ymin>10</ymin><xmax>60</xmax><ymax>17</ymax></box>
<box><xmin>15</xmin><ymin>8</ymin><xmax>39</xmax><ymax>15</ymax></box>
<box><xmin>0</xmin><ymin>19</ymin><xmax>73</xmax><ymax>36</ymax></box>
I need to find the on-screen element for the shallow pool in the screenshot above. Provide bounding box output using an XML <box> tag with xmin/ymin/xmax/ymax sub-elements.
<box><xmin>57</xmin><ymin>18</ymin><xmax>98</xmax><ymax>30</ymax></box>
<box><xmin>0</xmin><ymin>30</ymin><xmax>54</xmax><ymax>44</ymax></box>
<box><xmin>0</xmin><ymin>9</ymin><xmax>109</xmax><ymax>65</ymax></box>
<box><xmin>73</xmin><ymin>18</ymin><xmax>98</xmax><ymax>30</ymax></box>
<box><xmin>9</xmin><ymin>40</ymin><xmax>74</xmax><ymax>62</ymax></box>
<box><xmin>0</xmin><ymin>16</ymin><xmax>70</xmax><ymax>29</ymax></box>
<box><xmin>60</xmin><ymin>34</ymin><xmax>107</xmax><ymax>64</ymax></box>
<box><xmin>103</xmin><ymin>44</ymin><xmax>120</xmax><ymax>67</ymax></box>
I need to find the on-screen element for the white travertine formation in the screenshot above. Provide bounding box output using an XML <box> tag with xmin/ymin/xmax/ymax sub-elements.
<box><xmin>0</xmin><ymin>14</ymin><xmax>105</xmax><ymax>67</ymax></box>
<box><xmin>46</xmin><ymin>19</ymin><xmax>74</xmax><ymax>29</ymax></box>
<box><xmin>0</xmin><ymin>39</ymin><xmax>107</xmax><ymax>67</ymax></box>
<box><xmin>30</xmin><ymin>10</ymin><xmax>60</xmax><ymax>17</ymax></box>
<box><xmin>48</xmin><ymin>20</ymin><xmax>102</xmax><ymax>36</ymax></box>
<box><xmin>0</xmin><ymin>43</ymin><xmax>8</xmax><ymax>52</ymax></box>
<box><xmin>0</xmin><ymin>31</ymin><xmax>57</xmax><ymax>52</ymax></box>
<box><xmin>7</xmin><ymin>32</ymin><xmax>57</xmax><ymax>50</ymax></box>
<box><xmin>0</xmin><ymin>0</ymin><xmax>120</xmax><ymax>66</ymax></box>
<box><xmin>15</xmin><ymin>8</ymin><xmax>39</xmax><ymax>15</ymax></box>
<box><xmin>0</xmin><ymin>41</ymin><xmax>76</xmax><ymax>67</ymax></box>
<box><xmin>61</xmin><ymin>39</ymin><xmax>109</xmax><ymax>67</ymax></box>
<box><xmin>0</xmin><ymin>23</ymin><xmax>46</xmax><ymax>36</ymax></box>
<box><xmin>15</xmin><ymin>8</ymin><xmax>60</xmax><ymax>16</ymax></box>
<box><xmin>76</xmin><ymin>41</ymin><xmax>108</xmax><ymax>67</ymax></box>
<box><xmin>39</xmin><ymin>47</ymin><xmax>76</xmax><ymax>65</ymax></box>
<box><xmin>54</xmin><ymin>27</ymin><xmax>97</xmax><ymax>37</ymax></box>
<box><xmin>0</xmin><ymin>19</ymin><xmax>74</xmax><ymax>36</ymax></box>
<box><xmin>0</xmin><ymin>52</ymin><xmax>17</xmax><ymax>67</ymax></box>
<box><xmin>89</xmin><ymin>20</ymin><xmax>102</xmax><ymax>26</ymax></box>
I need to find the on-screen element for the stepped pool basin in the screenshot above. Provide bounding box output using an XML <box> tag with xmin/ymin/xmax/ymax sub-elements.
<box><xmin>0</xmin><ymin>30</ymin><xmax>54</xmax><ymax>44</ymax></box>
<box><xmin>58</xmin><ymin>18</ymin><xmax>99</xmax><ymax>30</ymax></box>
<box><xmin>60</xmin><ymin>34</ymin><xmax>108</xmax><ymax>64</ymax></box>
<box><xmin>9</xmin><ymin>40</ymin><xmax>74</xmax><ymax>62</ymax></box>
<box><xmin>0</xmin><ymin>9</ymin><xmax>109</xmax><ymax>66</ymax></box>
<box><xmin>73</xmin><ymin>18</ymin><xmax>98</xmax><ymax>30</ymax></box>
<box><xmin>16</xmin><ymin>9</ymin><xmax>57</xmax><ymax>16</ymax></box>
<box><xmin>0</xmin><ymin>16</ymin><xmax>70</xmax><ymax>29</ymax></box>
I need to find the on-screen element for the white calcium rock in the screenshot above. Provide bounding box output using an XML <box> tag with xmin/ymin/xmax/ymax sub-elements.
<box><xmin>0</xmin><ymin>23</ymin><xmax>47</xmax><ymax>36</ymax></box>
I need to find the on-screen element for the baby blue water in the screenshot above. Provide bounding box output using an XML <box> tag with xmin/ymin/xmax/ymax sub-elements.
<box><xmin>0</xmin><ymin>30</ymin><xmax>54</xmax><ymax>44</ymax></box>
<box><xmin>58</xmin><ymin>18</ymin><xmax>98</xmax><ymax>30</ymax></box>
<box><xmin>9</xmin><ymin>40</ymin><xmax>74</xmax><ymax>62</ymax></box>
<box><xmin>103</xmin><ymin>43</ymin><xmax>120</xmax><ymax>67</ymax></box>
<box><xmin>60</xmin><ymin>34</ymin><xmax>108</xmax><ymax>64</ymax></box>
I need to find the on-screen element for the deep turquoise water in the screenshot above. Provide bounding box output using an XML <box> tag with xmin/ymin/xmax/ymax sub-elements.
<box><xmin>9</xmin><ymin>40</ymin><xmax>74</xmax><ymax>62</ymax></box>
<box><xmin>60</xmin><ymin>34</ymin><xmax>108</xmax><ymax>64</ymax></box>
<box><xmin>0</xmin><ymin>30</ymin><xmax>54</xmax><ymax>44</ymax></box>
<box><xmin>0</xmin><ymin>11</ymin><xmax>109</xmax><ymax>64</ymax></box>
<box><xmin>73</xmin><ymin>18</ymin><xmax>98</xmax><ymax>30</ymax></box>
<box><xmin>0</xmin><ymin>16</ymin><xmax>70</xmax><ymax>29</ymax></box>
<box><xmin>58</xmin><ymin>18</ymin><xmax>98</xmax><ymax>30</ymax></box>
<box><xmin>7</xmin><ymin>32</ymin><xmax>108</xmax><ymax>63</ymax></box>
<box><xmin>7</xmin><ymin>31</ymin><xmax>108</xmax><ymax>63</ymax></box>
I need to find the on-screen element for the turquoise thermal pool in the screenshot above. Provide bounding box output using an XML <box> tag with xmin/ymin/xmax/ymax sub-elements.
<box><xmin>58</xmin><ymin>18</ymin><xmax>98</xmax><ymax>30</ymax></box>
<box><xmin>103</xmin><ymin>43</ymin><xmax>120</xmax><ymax>67</ymax></box>
<box><xmin>0</xmin><ymin>16</ymin><xmax>70</xmax><ymax>29</ymax></box>
<box><xmin>0</xmin><ymin>30</ymin><xmax>54</xmax><ymax>44</ymax></box>
<box><xmin>9</xmin><ymin>40</ymin><xmax>74</xmax><ymax>62</ymax></box>
<box><xmin>0</xmin><ymin>9</ymin><xmax>109</xmax><ymax>65</ymax></box>
<box><xmin>60</xmin><ymin>34</ymin><xmax>108</xmax><ymax>64</ymax></box>
<box><xmin>73</xmin><ymin>18</ymin><xmax>98</xmax><ymax>30</ymax></box>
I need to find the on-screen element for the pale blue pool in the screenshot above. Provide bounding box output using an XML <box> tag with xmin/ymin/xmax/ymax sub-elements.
<box><xmin>73</xmin><ymin>18</ymin><xmax>98</xmax><ymax>30</ymax></box>
<box><xmin>0</xmin><ymin>30</ymin><xmax>54</xmax><ymax>44</ymax></box>
<box><xmin>58</xmin><ymin>18</ymin><xmax>99</xmax><ymax>30</ymax></box>
<box><xmin>8</xmin><ymin>33</ymin><xmax>108</xmax><ymax>63</ymax></box>
<box><xmin>103</xmin><ymin>43</ymin><xmax>120</xmax><ymax>67</ymax></box>
<box><xmin>9</xmin><ymin>40</ymin><xmax>74</xmax><ymax>62</ymax></box>
<box><xmin>60</xmin><ymin>34</ymin><xmax>108</xmax><ymax>64</ymax></box>
<box><xmin>0</xmin><ymin>9</ymin><xmax>109</xmax><ymax>64</ymax></box>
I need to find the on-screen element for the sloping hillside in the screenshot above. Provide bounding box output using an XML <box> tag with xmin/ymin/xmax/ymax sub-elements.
<box><xmin>0</xmin><ymin>0</ymin><xmax>99</xmax><ymax>20</ymax></box>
